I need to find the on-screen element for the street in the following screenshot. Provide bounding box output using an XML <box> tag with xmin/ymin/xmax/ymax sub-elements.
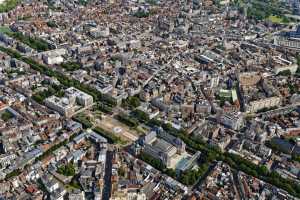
<box><xmin>102</xmin><ymin>150</ymin><xmax>113</xmax><ymax>200</ymax></box>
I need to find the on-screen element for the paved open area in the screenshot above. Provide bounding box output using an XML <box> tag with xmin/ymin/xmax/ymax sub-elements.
<box><xmin>96</xmin><ymin>115</ymin><xmax>139</xmax><ymax>142</ymax></box>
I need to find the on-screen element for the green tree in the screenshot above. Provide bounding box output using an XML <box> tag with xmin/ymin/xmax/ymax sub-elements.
<box><xmin>1</xmin><ymin>110</ymin><xmax>13</xmax><ymax>121</ymax></box>
<box><xmin>278</xmin><ymin>69</ymin><xmax>291</xmax><ymax>76</ymax></box>
<box><xmin>128</xmin><ymin>96</ymin><xmax>141</xmax><ymax>108</ymax></box>
<box><xmin>131</xmin><ymin>109</ymin><xmax>149</xmax><ymax>123</ymax></box>
<box><xmin>57</xmin><ymin>163</ymin><xmax>76</xmax><ymax>176</ymax></box>
<box><xmin>47</xmin><ymin>21</ymin><xmax>57</xmax><ymax>28</ymax></box>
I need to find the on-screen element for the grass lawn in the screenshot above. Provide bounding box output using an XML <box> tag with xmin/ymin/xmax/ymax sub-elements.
<box><xmin>0</xmin><ymin>0</ymin><xmax>21</xmax><ymax>13</ymax></box>
<box><xmin>1</xmin><ymin>110</ymin><xmax>14</xmax><ymax>121</ymax></box>
<box><xmin>268</xmin><ymin>15</ymin><xmax>283</xmax><ymax>23</ymax></box>
<box><xmin>267</xmin><ymin>15</ymin><xmax>291</xmax><ymax>24</ymax></box>
<box><xmin>0</xmin><ymin>26</ymin><xmax>12</xmax><ymax>34</ymax></box>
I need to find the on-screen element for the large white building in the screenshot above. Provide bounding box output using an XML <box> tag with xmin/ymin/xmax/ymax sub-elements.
<box><xmin>44</xmin><ymin>96</ymin><xmax>75</xmax><ymax>117</ymax></box>
<box><xmin>44</xmin><ymin>87</ymin><xmax>93</xmax><ymax>117</ymax></box>
<box><xmin>65</xmin><ymin>87</ymin><xmax>93</xmax><ymax>107</ymax></box>
<box><xmin>42</xmin><ymin>48</ymin><xmax>67</xmax><ymax>65</ymax></box>
<box><xmin>219</xmin><ymin>112</ymin><xmax>244</xmax><ymax>130</ymax></box>
<box><xmin>246</xmin><ymin>96</ymin><xmax>281</xmax><ymax>113</ymax></box>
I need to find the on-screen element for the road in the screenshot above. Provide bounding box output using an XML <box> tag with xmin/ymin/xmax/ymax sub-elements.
<box><xmin>102</xmin><ymin>150</ymin><xmax>113</xmax><ymax>200</ymax></box>
<box><xmin>233</xmin><ymin>170</ymin><xmax>246</xmax><ymax>200</ymax></box>
<box><xmin>236</xmin><ymin>84</ymin><xmax>245</xmax><ymax>112</ymax></box>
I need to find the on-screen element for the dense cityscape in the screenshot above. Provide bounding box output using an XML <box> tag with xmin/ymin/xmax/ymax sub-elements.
<box><xmin>0</xmin><ymin>0</ymin><xmax>300</xmax><ymax>199</ymax></box>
